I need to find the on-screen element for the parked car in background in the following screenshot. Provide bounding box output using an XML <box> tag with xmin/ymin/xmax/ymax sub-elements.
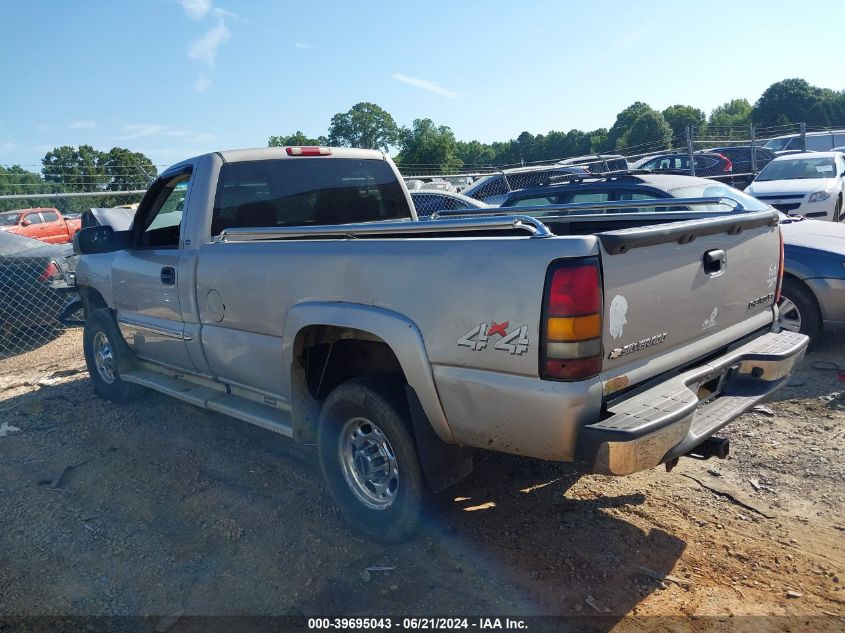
<box><xmin>499</xmin><ymin>172</ymin><xmax>756</xmax><ymax>212</ymax></box>
<box><xmin>744</xmin><ymin>152</ymin><xmax>845</xmax><ymax>221</ymax></box>
<box><xmin>0</xmin><ymin>207</ymin><xmax>82</xmax><ymax>244</ymax></box>
<box><xmin>461</xmin><ymin>164</ymin><xmax>588</xmax><ymax>205</ymax></box>
<box><xmin>764</xmin><ymin>130</ymin><xmax>845</xmax><ymax>155</ymax></box>
<box><xmin>499</xmin><ymin>171</ymin><xmax>843</xmax><ymax>342</ymax></box>
<box><xmin>410</xmin><ymin>190</ymin><xmax>489</xmax><ymax>218</ymax></box>
<box><xmin>776</xmin><ymin>215</ymin><xmax>845</xmax><ymax>342</ymax></box>
<box><xmin>557</xmin><ymin>154</ymin><xmax>628</xmax><ymax>172</ymax></box>
<box><xmin>631</xmin><ymin>152</ymin><xmax>733</xmax><ymax>177</ymax></box>
<box><xmin>697</xmin><ymin>146</ymin><xmax>775</xmax><ymax>175</ymax></box>
<box><xmin>0</xmin><ymin>230</ymin><xmax>75</xmax><ymax>350</ymax></box>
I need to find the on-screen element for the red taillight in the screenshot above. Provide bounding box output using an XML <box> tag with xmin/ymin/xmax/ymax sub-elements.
<box><xmin>775</xmin><ymin>229</ymin><xmax>784</xmax><ymax>303</ymax></box>
<box><xmin>715</xmin><ymin>153</ymin><xmax>733</xmax><ymax>172</ymax></box>
<box><xmin>541</xmin><ymin>259</ymin><xmax>603</xmax><ymax>381</ymax></box>
<box><xmin>39</xmin><ymin>261</ymin><xmax>61</xmax><ymax>283</ymax></box>
<box><xmin>548</xmin><ymin>263</ymin><xmax>601</xmax><ymax>315</ymax></box>
<box><xmin>286</xmin><ymin>146</ymin><xmax>332</xmax><ymax>156</ymax></box>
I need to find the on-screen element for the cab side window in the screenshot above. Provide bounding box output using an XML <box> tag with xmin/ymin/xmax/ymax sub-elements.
<box><xmin>41</xmin><ymin>210</ymin><xmax>59</xmax><ymax>222</ymax></box>
<box><xmin>25</xmin><ymin>212</ymin><xmax>43</xmax><ymax>224</ymax></box>
<box><xmin>135</xmin><ymin>172</ymin><xmax>191</xmax><ymax>249</ymax></box>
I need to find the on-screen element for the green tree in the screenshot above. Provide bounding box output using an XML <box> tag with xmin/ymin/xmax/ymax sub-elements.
<box><xmin>43</xmin><ymin>145</ymin><xmax>107</xmax><ymax>192</ymax></box>
<box><xmin>102</xmin><ymin>147</ymin><xmax>158</xmax><ymax>191</ymax></box>
<box><xmin>587</xmin><ymin>128</ymin><xmax>611</xmax><ymax>153</ymax></box>
<box><xmin>708</xmin><ymin>98</ymin><xmax>752</xmax><ymax>129</ymax></box>
<box><xmin>662</xmin><ymin>105</ymin><xmax>706</xmax><ymax>142</ymax></box>
<box><xmin>455</xmin><ymin>140</ymin><xmax>496</xmax><ymax>166</ymax></box>
<box><xmin>268</xmin><ymin>131</ymin><xmax>328</xmax><ymax>147</ymax></box>
<box><xmin>752</xmin><ymin>78</ymin><xmax>822</xmax><ymax>127</ymax></box>
<box><xmin>395</xmin><ymin>118</ymin><xmax>462</xmax><ymax>173</ymax></box>
<box><xmin>0</xmin><ymin>165</ymin><xmax>57</xmax><ymax>212</ymax></box>
<box><xmin>619</xmin><ymin>110</ymin><xmax>672</xmax><ymax>152</ymax></box>
<box><xmin>327</xmin><ymin>102</ymin><xmax>399</xmax><ymax>151</ymax></box>
<box><xmin>607</xmin><ymin>102</ymin><xmax>653</xmax><ymax>150</ymax></box>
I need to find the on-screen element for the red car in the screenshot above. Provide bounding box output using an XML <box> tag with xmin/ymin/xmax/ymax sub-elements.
<box><xmin>0</xmin><ymin>207</ymin><xmax>82</xmax><ymax>244</ymax></box>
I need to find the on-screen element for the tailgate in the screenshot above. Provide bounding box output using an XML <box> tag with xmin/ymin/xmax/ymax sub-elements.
<box><xmin>597</xmin><ymin>211</ymin><xmax>780</xmax><ymax>372</ymax></box>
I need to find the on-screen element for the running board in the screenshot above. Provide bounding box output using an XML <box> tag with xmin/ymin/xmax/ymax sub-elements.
<box><xmin>121</xmin><ymin>367</ymin><xmax>294</xmax><ymax>438</ymax></box>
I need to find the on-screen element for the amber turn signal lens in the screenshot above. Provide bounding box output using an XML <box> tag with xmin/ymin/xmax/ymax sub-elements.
<box><xmin>547</xmin><ymin>314</ymin><xmax>602</xmax><ymax>342</ymax></box>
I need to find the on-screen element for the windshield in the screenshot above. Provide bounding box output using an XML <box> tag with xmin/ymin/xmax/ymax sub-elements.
<box><xmin>763</xmin><ymin>137</ymin><xmax>793</xmax><ymax>151</ymax></box>
<box><xmin>0</xmin><ymin>213</ymin><xmax>21</xmax><ymax>226</ymax></box>
<box><xmin>668</xmin><ymin>183</ymin><xmax>771</xmax><ymax>212</ymax></box>
<box><xmin>756</xmin><ymin>157</ymin><xmax>837</xmax><ymax>181</ymax></box>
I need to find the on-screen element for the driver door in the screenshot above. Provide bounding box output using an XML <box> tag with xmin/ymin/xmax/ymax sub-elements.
<box><xmin>111</xmin><ymin>168</ymin><xmax>196</xmax><ymax>370</ymax></box>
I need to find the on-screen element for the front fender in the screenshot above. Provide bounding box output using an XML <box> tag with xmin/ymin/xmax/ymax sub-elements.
<box><xmin>281</xmin><ymin>302</ymin><xmax>454</xmax><ymax>444</ymax></box>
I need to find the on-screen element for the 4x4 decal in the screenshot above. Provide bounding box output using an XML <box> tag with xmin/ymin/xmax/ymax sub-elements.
<box><xmin>458</xmin><ymin>321</ymin><xmax>530</xmax><ymax>355</ymax></box>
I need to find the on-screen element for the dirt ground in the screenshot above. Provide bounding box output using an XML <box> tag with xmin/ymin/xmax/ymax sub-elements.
<box><xmin>0</xmin><ymin>328</ymin><xmax>843</xmax><ymax>632</ymax></box>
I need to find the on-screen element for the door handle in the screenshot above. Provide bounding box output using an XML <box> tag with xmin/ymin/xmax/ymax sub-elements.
<box><xmin>703</xmin><ymin>249</ymin><xmax>727</xmax><ymax>274</ymax></box>
<box><xmin>160</xmin><ymin>267</ymin><xmax>176</xmax><ymax>285</ymax></box>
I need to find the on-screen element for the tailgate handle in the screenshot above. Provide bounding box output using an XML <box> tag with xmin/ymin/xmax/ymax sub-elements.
<box><xmin>703</xmin><ymin>249</ymin><xmax>726</xmax><ymax>274</ymax></box>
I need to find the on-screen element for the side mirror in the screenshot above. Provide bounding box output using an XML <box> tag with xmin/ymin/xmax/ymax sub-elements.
<box><xmin>20</xmin><ymin>219</ymin><xmax>31</xmax><ymax>227</ymax></box>
<box><xmin>73</xmin><ymin>225</ymin><xmax>129</xmax><ymax>255</ymax></box>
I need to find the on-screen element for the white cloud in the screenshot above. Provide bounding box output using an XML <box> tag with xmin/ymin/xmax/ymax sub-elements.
<box><xmin>391</xmin><ymin>73</ymin><xmax>458</xmax><ymax>98</ymax></box>
<box><xmin>179</xmin><ymin>0</ymin><xmax>211</xmax><ymax>20</ymax></box>
<box><xmin>187</xmin><ymin>132</ymin><xmax>214</xmax><ymax>142</ymax></box>
<box><xmin>295</xmin><ymin>42</ymin><xmax>313</xmax><ymax>49</ymax></box>
<box><xmin>69</xmin><ymin>120</ymin><xmax>97</xmax><ymax>129</ymax></box>
<box><xmin>120</xmin><ymin>124</ymin><xmax>194</xmax><ymax>140</ymax></box>
<box><xmin>0</xmin><ymin>141</ymin><xmax>16</xmax><ymax>152</ymax></box>
<box><xmin>193</xmin><ymin>75</ymin><xmax>212</xmax><ymax>93</ymax></box>
<box><xmin>188</xmin><ymin>18</ymin><xmax>230</xmax><ymax>67</ymax></box>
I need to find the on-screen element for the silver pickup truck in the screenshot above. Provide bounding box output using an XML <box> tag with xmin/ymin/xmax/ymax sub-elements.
<box><xmin>73</xmin><ymin>146</ymin><xmax>808</xmax><ymax>541</ymax></box>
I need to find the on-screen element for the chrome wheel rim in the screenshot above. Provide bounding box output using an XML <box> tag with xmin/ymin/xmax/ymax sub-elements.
<box><xmin>778</xmin><ymin>296</ymin><xmax>802</xmax><ymax>333</ymax></box>
<box><xmin>93</xmin><ymin>331</ymin><xmax>116</xmax><ymax>384</ymax></box>
<box><xmin>338</xmin><ymin>417</ymin><xmax>399</xmax><ymax>510</ymax></box>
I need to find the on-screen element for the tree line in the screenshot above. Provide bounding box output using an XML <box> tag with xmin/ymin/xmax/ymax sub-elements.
<box><xmin>0</xmin><ymin>146</ymin><xmax>156</xmax><ymax>212</ymax></box>
<box><xmin>1</xmin><ymin>76</ymin><xmax>843</xmax><ymax>213</ymax></box>
<box><xmin>270</xmin><ymin>78</ymin><xmax>845</xmax><ymax>171</ymax></box>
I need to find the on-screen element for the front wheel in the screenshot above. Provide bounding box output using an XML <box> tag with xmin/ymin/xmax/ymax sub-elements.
<box><xmin>83</xmin><ymin>309</ymin><xmax>142</xmax><ymax>402</ymax></box>
<box><xmin>778</xmin><ymin>278</ymin><xmax>822</xmax><ymax>344</ymax></box>
<box><xmin>317</xmin><ymin>376</ymin><xmax>429</xmax><ymax>542</ymax></box>
<box><xmin>834</xmin><ymin>196</ymin><xmax>842</xmax><ymax>223</ymax></box>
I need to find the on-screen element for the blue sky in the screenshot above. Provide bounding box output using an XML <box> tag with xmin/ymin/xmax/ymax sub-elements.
<box><xmin>2</xmin><ymin>0</ymin><xmax>844</xmax><ymax>169</ymax></box>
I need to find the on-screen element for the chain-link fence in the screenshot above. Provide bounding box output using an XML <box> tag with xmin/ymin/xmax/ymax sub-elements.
<box><xmin>0</xmin><ymin>190</ymin><xmax>148</xmax><ymax>363</ymax></box>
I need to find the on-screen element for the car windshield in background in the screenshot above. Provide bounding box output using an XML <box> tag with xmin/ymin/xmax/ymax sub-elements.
<box><xmin>756</xmin><ymin>157</ymin><xmax>837</xmax><ymax>181</ymax></box>
<box><xmin>0</xmin><ymin>213</ymin><xmax>21</xmax><ymax>225</ymax></box>
<box><xmin>763</xmin><ymin>137</ymin><xmax>792</xmax><ymax>151</ymax></box>
<box><xmin>668</xmin><ymin>184</ymin><xmax>771</xmax><ymax>212</ymax></box>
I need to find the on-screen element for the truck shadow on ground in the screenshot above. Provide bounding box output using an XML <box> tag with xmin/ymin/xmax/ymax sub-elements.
<box><xmin>295</xmin><ymin>451</ymin><xmax>686</xmax><ymax>624</ymax></box>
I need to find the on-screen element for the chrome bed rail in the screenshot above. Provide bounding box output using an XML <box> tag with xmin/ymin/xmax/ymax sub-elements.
<box><xmin>217</xmin><ymin>215</ymin><xmax>553</xmax><ymax>242</ymax></box>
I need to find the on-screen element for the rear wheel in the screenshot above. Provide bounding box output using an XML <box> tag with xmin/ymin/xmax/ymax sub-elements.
<box><xmin>83</xmin><ymin>309</ymin><xmax>142</xmax><ymax>402</ymax></box>
<box><xmin>778</xmin><ymin>278</ymin><xmax>822</xmax><ymax>343</ymax></box>
<box><xmin>317</xmin><ymin>376</ymin><xmax>429</xmax><ymax>542</ymax></box>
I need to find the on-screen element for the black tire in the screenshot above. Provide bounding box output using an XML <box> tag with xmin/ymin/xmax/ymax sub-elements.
<box><xmin>83</xmin><ymin>309</ymin><xmax>142</xmax><ymax>403</ymax></box>
<box><xmin>778</xmin><ymin>277</ymin><xmax>822</xmax><ymax>344</ymax></box>
<box><xmin>317</xmin><ymin>375</ymin><xmax>429</xmax><ymax>542</ymax></box>
<box><xmin>835</xmin><ymin>196</ymin><xmax>842</xmax><ymax>223</ymax></box>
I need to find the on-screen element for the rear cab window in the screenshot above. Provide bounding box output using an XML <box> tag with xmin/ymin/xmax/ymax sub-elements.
<box><xmin>212</xmin><ymin>158</ymin><xmax>411</xmax><ymax>236</ymax></box>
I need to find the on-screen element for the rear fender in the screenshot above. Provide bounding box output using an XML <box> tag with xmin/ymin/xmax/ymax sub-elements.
<box><xmin>282</xmin><ymin>302</ymin><xmax>453</xmax><ymax>444</ymax></box>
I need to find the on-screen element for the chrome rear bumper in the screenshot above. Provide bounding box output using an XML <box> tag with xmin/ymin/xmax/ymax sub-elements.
<box><xmin>575</xmin><ymin>330</ymin><xmax>808</xmax><ymax>475</ymax></box>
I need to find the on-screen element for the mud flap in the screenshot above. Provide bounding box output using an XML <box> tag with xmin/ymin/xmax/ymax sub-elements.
<box><xmin>405</xmin><ymin>385</ymin><xmax>473</xmax><ymax>493</ymax></box>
